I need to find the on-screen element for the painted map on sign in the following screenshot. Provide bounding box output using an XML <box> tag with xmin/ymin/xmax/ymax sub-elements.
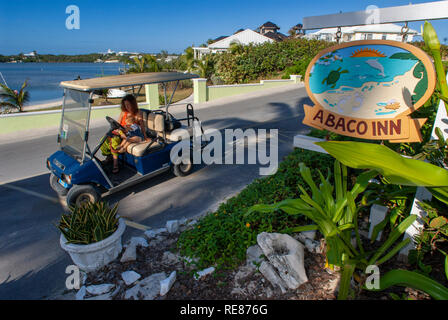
<box><xmin>304</xmin><ymin>40</ymin><xmax>436</xmax><ymax>142</ymax></box>
<box><xmin>308</xmin><ymin>45</ymin><xmax>428</xmax><ymax>118</ymax></box>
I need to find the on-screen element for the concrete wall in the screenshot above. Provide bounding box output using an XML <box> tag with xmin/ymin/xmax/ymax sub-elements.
<box><xmin>0</xmin><ymin>75</ymin><xmax>302</xmax><ymax>135</ymax></box>
<box><xmin>0</xmin><ymin>105</ymin><xmax>122</xmax><ymax>135</ymax></box>
<box><xmin>194</xmin><ymin>75</ymin><xmax>301</xmax><ymax>103</ymax></box>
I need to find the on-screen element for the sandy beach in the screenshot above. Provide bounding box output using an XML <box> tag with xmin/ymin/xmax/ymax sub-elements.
<box><xmin>22</xmin><ymin>98</ymin><xmax>63</xmax><ymax>111</ymax></box>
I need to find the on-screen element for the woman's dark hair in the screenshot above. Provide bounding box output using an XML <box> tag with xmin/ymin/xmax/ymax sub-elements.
<box><xmin>121</xmin><ymin>94</ymin><xmax>139</xmax><ymax>114</ymax></box>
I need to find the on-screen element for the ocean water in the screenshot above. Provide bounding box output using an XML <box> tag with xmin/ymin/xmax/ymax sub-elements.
<box><xmin>309</xmin><ymin>57</ymin><xmax>418</xmax><ymax>94</ymax></box>
<box><xmin>0</xmin><ymin>62</ymin><xmax>125</xmax><ymax>105</ymax></box>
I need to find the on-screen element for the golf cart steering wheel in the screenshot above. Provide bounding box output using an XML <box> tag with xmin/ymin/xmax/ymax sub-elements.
<box><xmin>106</xmin><ymin>116</ymin><xmax>125</xmax><ymax>131</ymax></box>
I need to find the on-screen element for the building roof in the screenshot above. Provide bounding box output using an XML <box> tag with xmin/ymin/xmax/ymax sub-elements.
<box><xmin>263</xmin><ymin>31</ymin><xmax>288</xmax><ymax>42</ymax></box>
<box><xmin>260</xmin><ymin>21</ymin><xmax>280</xmax><ymax>30</ymax></box>
<box><xmin>213</xmin><ymin>36</ymin><xmax>227</xmax><ymax>42</ymax></box>
<box><xmin>208</xmin><ymin>29</ymin><xmax>274</xmax><ymax>49</ymax></box>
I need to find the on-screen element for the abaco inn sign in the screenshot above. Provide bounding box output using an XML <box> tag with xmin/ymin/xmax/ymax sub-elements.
<box><xmin>303</xmin><ymin>40</ymin><xmax>436</xmax><ymax>143</ymax></box>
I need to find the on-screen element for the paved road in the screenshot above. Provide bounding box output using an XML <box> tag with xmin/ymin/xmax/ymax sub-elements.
<box><xmin>0</xmin><ymin>85</ymin><xmax>313</xmax><ymax>299</ymax></box>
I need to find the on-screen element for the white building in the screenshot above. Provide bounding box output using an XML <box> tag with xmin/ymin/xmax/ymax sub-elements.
<box><xmin>117</xmin><ymin>51</ymin><xmax>140</xmax><ymax>56</ymax></box>
<box><xmin>305</xmin><ymin>23</ymin><xmax>419</xmax><ymax>43</ymax></box>
<box><xmin>193</xmin><ymin>29</ymin><xmax>274</xmax><ymax>59</ymax></box>
<box><xmin>23</xmin><ymin>51</ymin><xmax>36</xmax><ymax>57</ymax></box>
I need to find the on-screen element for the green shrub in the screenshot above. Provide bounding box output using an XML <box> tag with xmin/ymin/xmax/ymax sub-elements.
<box><xmin>282</xmin><ymin>56</ymin><xmax>313</xmax><ymax>80</ymax></box>
<box><xmin>58</xmin><ymin>202</ymin><xmax>119</xmax><ymax>245</ymax></box>
<box><xmin>177</xmin><ymin>148</ymin><xmax>334</xmax><ymax>270</ymax></box>
<box><xmin>214</xmin><ymin>38</ymin><xmax>332</xmax><ymax>84</ymax></box>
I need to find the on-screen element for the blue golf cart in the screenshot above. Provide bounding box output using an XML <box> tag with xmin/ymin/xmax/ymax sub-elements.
<box><xmin>46</xmin><ymin>72</ymin><xmax>205</xmax><ymax>206</ymax></box>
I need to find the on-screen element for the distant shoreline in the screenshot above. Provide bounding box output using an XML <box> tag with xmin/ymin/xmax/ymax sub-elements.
<box><xmin>0</xmin><ymin>62</ymin><xmax>125</xmax><ymax>64</ymax></box>
<box><xmin>22</xmin><ymin>98</ymin><xmax>63</xmax><ymax>111</ymax></box>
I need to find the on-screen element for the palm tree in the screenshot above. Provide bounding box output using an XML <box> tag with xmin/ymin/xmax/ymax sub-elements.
<box><xmin>288</xmin><ymin>28</ymin><xmax>297</xmax><ymax>38</ymax></box>
<box><xmin>129</xmin><ymin>56</ymin><xmax>146</xmax><ymax>73</ymax></box>
<box><xmin>127</xmin><ymin>54</ymin><xmax>160</xmax><ymax>73</ymax></box>
<box><xmin>0</xmin><ymin>80</ymin><xmax>30</xmax><ymax>112</ymax></box>
<box><xmin>184</xmin><ymin>47</ymin><xmax>195</xmax><ymax>72</ymax></box>
<box><xmin>145</xmin><ymin>54</ymin><xmax>160</xmax><ymax>72</ymax></box>
<box><xmin>194</xmin><ymin>56</ymin><xmax>214</xmax><ymax>79</ymax></box>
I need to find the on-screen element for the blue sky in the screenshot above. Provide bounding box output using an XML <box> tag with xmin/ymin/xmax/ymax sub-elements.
<box><xmin>0</xmin><ymin>0</ymin><xmax>447</xmax><ymax>55</ymax></box>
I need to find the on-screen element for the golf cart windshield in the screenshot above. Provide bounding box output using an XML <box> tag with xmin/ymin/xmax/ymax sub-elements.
<box><xmin>59</xmin><ymin>89</ymin><xmax>91</xmax><ymax>161</ymax></box>
<box><xmin>58</xmin><ymin>72</ymin><xmax>200</xmax><ymax>162</ymax></box>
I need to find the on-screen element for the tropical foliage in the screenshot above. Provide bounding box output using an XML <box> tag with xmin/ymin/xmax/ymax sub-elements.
<box><xmin>178</xmin><ymin>148</ymin><xmax>335</xmax><ymax>270</ymax></box>
<box><xmin>194</xmin><ymin>56</ymin><xmax>215</xmax><ymax>79</ymax></box>
<box><xmin>249</xmin><ymin>160</ymin><xmax>423</xmax><ymax>299</ymax></box>
<box><xmin>0</xmin><ymin>80</ymin><xmax>30</xmax><ymax>112</ymax></box>
<box><xmin>126</xmin><ymin>54</ymin><xmax>160</xmax><ymax>73</ymax></box>
<box><xmin>58</xmin><ymin>202</ymin><xmax>119</xmax><ymax>245</ymax></box>
<box><xmin>213</xmin><ymin>38</ymin><xmax>331</xmax><ymax>84</ymax></box>
<box><xmin>176</xmin><ymin>47</ymin><xmax>195</xmax><ymax>73</ymax></box>
<box><xmin>176</xmin><ymin>22</ymin><xmax>448</xmax><ymax>300</ymax></box>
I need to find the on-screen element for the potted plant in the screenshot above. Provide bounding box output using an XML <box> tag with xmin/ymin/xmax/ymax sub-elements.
<box><xmin>58</xmin><ymin>201</ymin><xmax>126</xmax><ymax>272</ymax></box>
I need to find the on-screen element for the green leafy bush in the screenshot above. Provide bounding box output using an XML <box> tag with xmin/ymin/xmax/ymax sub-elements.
<box><xmin>214</xmin><ymin>39</ymin><xmax>332</xmax><ymax>84</ymax></box>
<box><xmin>282</xmin><ymin>56</ymin><xmax>312</xmax><ymax>80</ymax></box>
<box><xmin>177</xmin><ymin>148</ymin><xmax>334</xmax><ymax>270</ymax></box>
<box><xmin>58</xmin><ymin>202</ymin><xmax>119</xmax><ymax>245</ymax></box>
<box><xmin>250</xmin><ymin>159</ymin><xmax>422</xmax><ymax>299</ymax></box>
<box><xmin>409</xmin><ymin>199</ymin><xmax>448</xmax><ymax>277</ymax></box>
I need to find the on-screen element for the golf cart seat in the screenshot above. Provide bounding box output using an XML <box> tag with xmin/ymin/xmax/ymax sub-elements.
<box><xmin>126</xmin><ymin>112</ymin><xmax>193</xmax><ymax>157</ymax></box>
<box><xmin>126</xmin><ymin>140</ymin><xmax>163</xmax><ymax>157</ymax></box>
<box><xmin>125</xmin><ymin>112</ymin><xmax>164</xmax><ymax>157</ymax></box>
<box><xmin>144</xmin><ymin>111</ymin><xmax>193</xmax><ymax>142</ymax></box>
<box><xmin>165</xmin><ymin>125</ymin><xmax>194</xmax><ymax>142</ymax></box>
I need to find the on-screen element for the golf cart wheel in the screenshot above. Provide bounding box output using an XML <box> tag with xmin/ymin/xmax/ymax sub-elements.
<box><xmin>66</xmin><ymin>185</ymin><xmax>100</xmax><ymax>207</ymax></box>
<box><xmin>50</xmin><ymin>173</ymin><xmax>68</xmax><ymax>196</ymax></box>
<box><xmin>172</xmin><ymin>156</ymin><xmax>194</xmax><ymax>177</ymax></box>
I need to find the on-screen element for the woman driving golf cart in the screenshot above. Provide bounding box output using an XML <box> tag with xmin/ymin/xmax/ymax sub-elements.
<box><xmin>47</xmin><ymin>71</ymin><xmax>206</xmax><ymax>207</ymax></box>
<box><xmin>100</xmin><ymin>94</ymin><xmax>150</xmax><ymax>173</ymax></box>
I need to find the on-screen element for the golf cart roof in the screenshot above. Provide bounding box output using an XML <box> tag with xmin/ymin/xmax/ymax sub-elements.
<box><xmin>60</xmin><ymin>72</ymin><xmax>199</xmax><ymax>91</ymax></box>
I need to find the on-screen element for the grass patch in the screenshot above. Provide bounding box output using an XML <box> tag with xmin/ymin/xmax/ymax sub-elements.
<box><xmin>159</xmin><ymin>87</ymin><xmax>193</xmax><ymax>105</ymax></box>
<box><xmin>177</xmin><ymin>148</ymin><xmax>335</xmax><ymax>270</ymax></box>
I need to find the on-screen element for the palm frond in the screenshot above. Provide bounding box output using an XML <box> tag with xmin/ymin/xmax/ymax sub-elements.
<box><xmin>0</xmin><ymin>81</ymin><xmax>29</xmax><ymax>111</ymax></box>
<box><xmin>20</xmin><ymin>80</ymin><xmax>28</xmax><ymax>91</ymax></box>
<box><xmin>0</xmin><ymin>83</ymin><xmax>15</xmax><ymax>97</ymax></box>
<box><xmin>0</xmin><ymin>101</ymin><xmax>20</xmax><ymax>111</ymax></box>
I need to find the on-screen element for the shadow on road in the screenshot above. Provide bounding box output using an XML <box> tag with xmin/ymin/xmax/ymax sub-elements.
<box><xmin>0</xmin><ymin>173</ymin><xmax>70</xmax><ymax>300</ymax></box>
<box><xmin>0</xmin><ymin>89</ymin><xmax>312</xmax><ymax>299</ymax></box>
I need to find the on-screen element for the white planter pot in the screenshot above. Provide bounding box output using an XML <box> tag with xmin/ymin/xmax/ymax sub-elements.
<box><xmin>60</xmin><ymin>218</ymin><xmax>126</xmax><ymax>272</ymax></box>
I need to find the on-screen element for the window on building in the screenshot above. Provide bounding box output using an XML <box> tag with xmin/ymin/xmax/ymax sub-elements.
<box><xmin>367</xmin><ymin>34</ymin><xmax>373</xmax><ymax>40</ymax></box>
<box><xmin>382</xmin><ymin>34</ymin><xmax>387</xmax><ymax>40</ymax></box>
